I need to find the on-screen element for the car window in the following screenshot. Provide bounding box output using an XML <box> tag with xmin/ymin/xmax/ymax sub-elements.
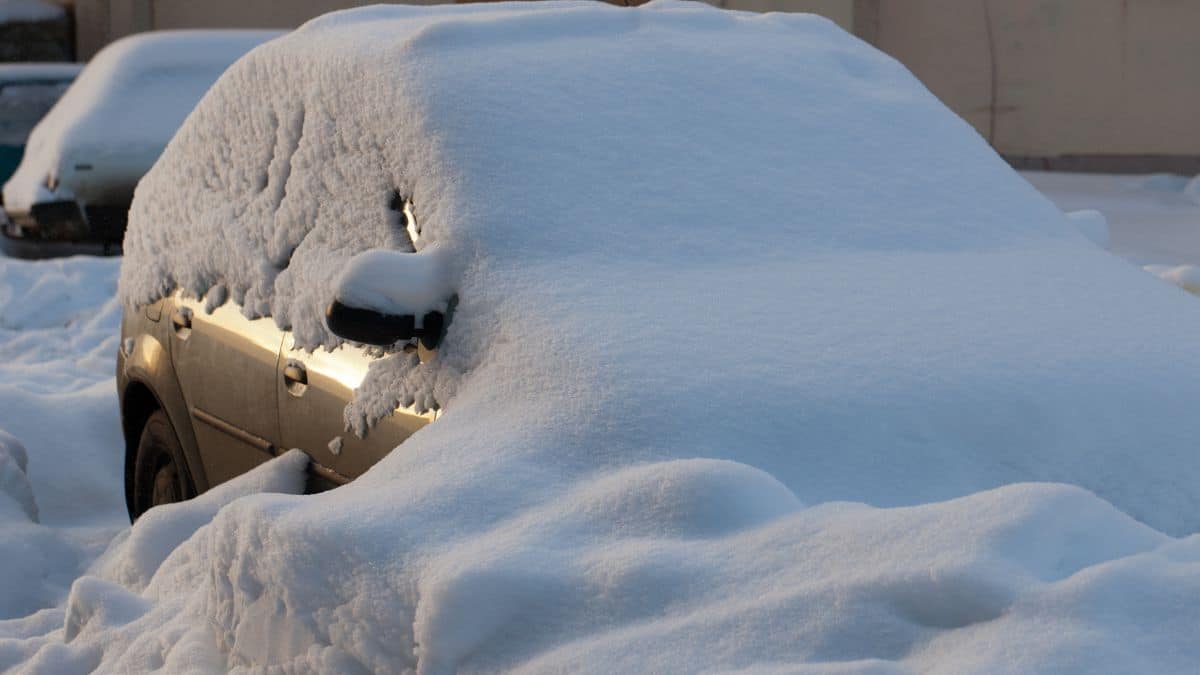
<box><xmin>0</xmin><ymin>81</ymin><xmax>70</xmax><ymax>145</ymax></box>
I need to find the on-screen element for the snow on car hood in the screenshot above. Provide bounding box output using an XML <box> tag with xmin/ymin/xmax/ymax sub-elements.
<box><xmin>1</xmin><ymin>30</ymin><xmax>280</xmax><ymax>212</ymax></box>
<box><xmin>97</xmin><ymin>1</ymin><xmax>1200</xmax><ymax>671</ymax></box>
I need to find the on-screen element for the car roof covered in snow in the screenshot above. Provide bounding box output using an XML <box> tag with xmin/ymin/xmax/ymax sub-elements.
<box><xmin>2</xmin><ymin>29</ymin><xmax>281</xmax><ymax>211</ymax></box>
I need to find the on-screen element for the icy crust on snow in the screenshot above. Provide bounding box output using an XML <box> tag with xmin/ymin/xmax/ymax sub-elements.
<box><xmin>86</xmin><ymin>1</ymin><xmax>1200</xmax><ymax>672</ymax></box>
<box><xmin>2</xmin><ymin>30</ymin><xmax>280</xmax><ymax>212</ymax></box>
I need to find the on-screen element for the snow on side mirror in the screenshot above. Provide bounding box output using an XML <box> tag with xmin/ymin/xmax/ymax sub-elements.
<box><xmin>325</xmin><ymin>245</ymin><xmax>454</xmax><ymax>348</ymax></box>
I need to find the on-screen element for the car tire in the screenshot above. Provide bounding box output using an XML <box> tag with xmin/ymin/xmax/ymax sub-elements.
<box><xmin>129</xmin><ymin>409</ymin><xmax>195</xmax><ymax>521</ymax></box>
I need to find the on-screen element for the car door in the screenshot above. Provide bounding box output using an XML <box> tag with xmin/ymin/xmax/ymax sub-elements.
<box><xmin>276</xmin><ymin>340</ymin><xmax>435</xmax><ymax>484</ymax></box>
<box><xmin>168</xmin><ymin>291</ymin><xmax>285</xmax><ymax>486</ymax></box>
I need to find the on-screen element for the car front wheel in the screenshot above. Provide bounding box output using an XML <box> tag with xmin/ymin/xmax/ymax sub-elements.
<box><xmin>130</xmin><ymin>409</ymin><xmax>195</xmax><ymax>521</ymax></box>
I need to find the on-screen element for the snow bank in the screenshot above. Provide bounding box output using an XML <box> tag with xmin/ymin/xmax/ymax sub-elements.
<box><xmin>2</xmin><ymin>30</ymin><xmax>280</xmax><ymax>212</ymax></box>
<box><xmin>6</xmin><ymin>0</ymin><xmax>1186</xmax><ymax>670</ymax></box>
<box><xmin>0</xmin><ymin>256</ymin><xmax>123</xmax><ymax>625</ymax></box>
<box><xmin>1186</xmin><ymin>174</ymin><xmax>1200</xmax><ymax>207</ymax></box>
<box><xmin>97</xmin><ymin>449</ymin><xmax>309</xmax><ymax>591</ymax></box>
<box><xmin>1064</xmin><ymin>209</ymin><xmax>1108</xmax><ymax>249</ymax></box>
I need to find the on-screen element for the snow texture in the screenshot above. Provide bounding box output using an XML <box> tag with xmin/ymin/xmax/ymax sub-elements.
<box><xmin>334</xmin><ymin>244</ymin><xmax>455</xmax><ymax>321</ymax></box>
<box><xmin>0</xmin><ymin>1</ymin><xmax>1189</xmax><ymax>672</ymax></box>
<box><xmin>1063</xmin><ymin>209</ymin><xmax>1108</xmax><ymax>249</ymax></box>
<box><xmin>2</xmin><ymin>30</ymin><xmax>280</xmax><ymax>212</ymax></box>
<box><xmin>0</xmin><ymin>256</ymin><xmax>123</xmax><ymax>626</ymax></box>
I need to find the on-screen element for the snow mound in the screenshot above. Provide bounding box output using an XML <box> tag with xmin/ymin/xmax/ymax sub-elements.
<box><xmin>0</xmin><ymin>427</ymin><xmax>36</xmax><ymax>520</ymax></box>
<box><xmin>97</xmin><ymin>449</ymin><xmax>309</xmax><ymax>591</ymax></box>
<box><xmin>1064</xmin><ymin>209</ymin><xmax>1108</xmax><ymax>249</ymax></box>
<box><xmin>3</xmin><ymin>30</ymin><xmax>280</xmax><ymax>213</ymax></box>
<box><xmin>0</xmin><ymin>256</ymin><xmax>124</xmax><ymax>627</ymax></box>
<box><xmin>1186</xmin><ymin>174</ymin><xmax>1200</xmax><ymax>206</ymax></box>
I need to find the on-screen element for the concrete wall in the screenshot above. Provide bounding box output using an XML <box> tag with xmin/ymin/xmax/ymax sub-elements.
<box><xmin>857</xmin><ymin>0</ymin><xmax>1200</xmax><ymax>171</ymax></box>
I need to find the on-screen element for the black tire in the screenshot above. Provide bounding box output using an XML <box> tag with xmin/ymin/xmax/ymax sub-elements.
<box><xmin>129</xmin><ymin>409</ymin><xmax>196</xmax><ymax>521</ymax></box>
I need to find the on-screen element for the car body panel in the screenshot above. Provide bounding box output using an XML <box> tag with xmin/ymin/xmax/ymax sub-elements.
<box><xmin>118</xmin><ymin>295</ymin><xmax>209</xmax><ymax>508</ymax></box>
<box><xmin>119</xmin><ymin>290</ymin><xmax>434</xmax><ymax>500</ymax></box>
<box><xmin>278</xmin><ymin>341</ymin><xmax>435</xmax><ymax>480</ymax></box>
<box><xmin>168</xmin><ymin>293</ymin><xmax>283</xmax><ymax>487</ymax></box>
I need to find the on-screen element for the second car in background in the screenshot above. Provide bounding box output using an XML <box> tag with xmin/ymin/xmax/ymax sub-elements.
<box><xmin>0</xmin><ymin>30</ymin><xmax>280</xmax><ymax>257</ymax></box>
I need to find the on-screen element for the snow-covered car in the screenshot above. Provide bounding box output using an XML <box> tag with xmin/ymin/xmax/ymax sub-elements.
<box><xmin>1</xmin><ymin>30</ymin><xmax>280</xmax><ymax>257</ymax></box>
<box><xmin>114</xmin><ymin>0</ymin><xmax>1200</xmax><ymax>532</ymax></box>
<box><xmin>0</xmin><ymin>63</ymin><xmax>79</xmax><ymax>187</ymax></box>
<box><xmin>82</xmin><ymin>2</ymin><xmax>1200</xmax><ymax>670</ymax></box>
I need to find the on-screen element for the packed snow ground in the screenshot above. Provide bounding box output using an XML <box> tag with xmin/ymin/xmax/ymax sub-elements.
<box><xmin>1023</xmin><ymin>171</ymin><xmax>1200</xmax><ymax>296</ymax></box>
<box><xmin>1</xmin><ymin>2</ymin><xmax>1200</xmax><ymax>673</ymax></box>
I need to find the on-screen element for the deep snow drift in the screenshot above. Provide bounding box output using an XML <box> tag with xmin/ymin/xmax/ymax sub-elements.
<box><xmin>2</xmin><ymin>1</ymin><xmax>1199</xmax><ymax>672</ymax></box>
<box><xmin>0</xmin><ymin>255</ymin><xmax>124</xmax><ymax>629</ymax></box>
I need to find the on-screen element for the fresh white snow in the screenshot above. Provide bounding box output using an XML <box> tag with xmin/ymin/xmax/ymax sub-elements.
<box><xmin>333</xmin><ymin>245</ymin><xmax>455</xmax><ymax>321</ymax></box>
<box><xmin>0</xmin><ymin>1</ymin><xmax>1196</xmax><ymax>673</ymax></box>
<box><xmin>2</xmin><ymin>30</ymin><xmax>281</xmax><ymax>213</ymax></box>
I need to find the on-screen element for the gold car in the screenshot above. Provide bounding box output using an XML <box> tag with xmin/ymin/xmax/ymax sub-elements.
<box><xmin>116</xmin><ymin>244</ymin><xmax>445</xmax><ymax>521</ymax></box>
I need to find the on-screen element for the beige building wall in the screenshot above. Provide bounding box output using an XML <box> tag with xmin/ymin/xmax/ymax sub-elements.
<box><xmin>859</xmin><ymin>0</ymin><xmax>1200</xmax><ymax>169</ymax></box>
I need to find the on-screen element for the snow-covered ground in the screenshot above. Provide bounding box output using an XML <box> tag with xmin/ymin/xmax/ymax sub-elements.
<box><xmin>1023</xmin><ymin>171</ymin><xmax>1200</xmax><ymax>294</ymax></box>
<box><xmin>2</xmin><ymin>256</ymin><xmax>1200</xmax><ymax>674</ymax></box>
<box><xmin>0</xmin><ymin>256</ymin><xmax>124</xmax><ymax>625</ymax></box>
<box><xmin>2</xmin><ymin>2</ymin><xmax>1200</xmax><ymax>672</ymax></box>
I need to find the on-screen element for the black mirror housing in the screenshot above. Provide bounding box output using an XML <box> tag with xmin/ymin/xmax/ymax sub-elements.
<box><xmin>326</xmin><ymin>300</ymin><xmax>445</xmax><ymax>349</ymax></box>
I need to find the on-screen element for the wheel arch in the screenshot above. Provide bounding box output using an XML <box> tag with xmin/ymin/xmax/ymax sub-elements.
<box><xmin>121</xmin><ymin>379</ymin><xmax>160</xmax><ymax>517</ymax></box>
<box><xmin>120</xmin><ymin>377</ymin><xmax>208</xmax><ymax>518</ymax></box>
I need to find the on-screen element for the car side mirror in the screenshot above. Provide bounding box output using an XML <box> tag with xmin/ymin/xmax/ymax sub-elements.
<box><xmin>324</xmin><ymin>246</ymin><xmax>454</xmax><ymax>349</ymax></box>
<box><xmin>325</xmin><ymin>301</ymin><xmax>446</xmax><ymax>349</ymax></box>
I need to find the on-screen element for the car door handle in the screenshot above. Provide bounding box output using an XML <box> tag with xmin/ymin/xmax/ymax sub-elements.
<box><xmin>283</xmin><ymin>360</ymin><xmax>308</xmax><ymax>396</ymax></box>
<box><xmin>171</xmin><ymin>309</ymin><xmax>192</xmax><ymax>337</ymax></box>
